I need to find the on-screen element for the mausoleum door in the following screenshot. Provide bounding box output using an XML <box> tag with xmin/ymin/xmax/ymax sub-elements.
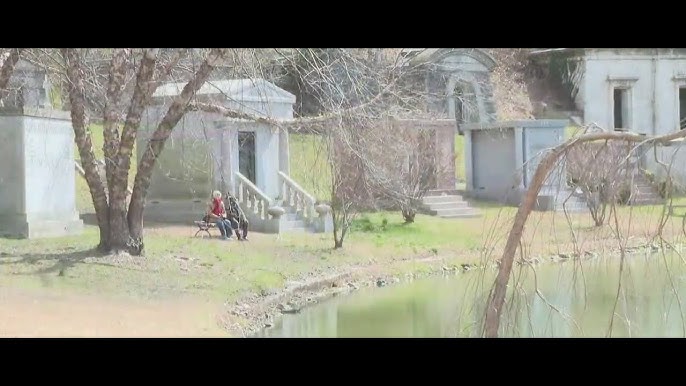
<box><xmin>238</xmin><ymin>131</ymin><xmax>257</xmax><ymax>185</ymax></box>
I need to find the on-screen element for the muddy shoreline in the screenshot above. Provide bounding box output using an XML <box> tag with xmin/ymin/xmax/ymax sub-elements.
<box><xmin>218</xmin><ymin>253</ymin><xmax>580</xmax><ymax>337</ymax></box>
<box><xmin>219</xmin><ymin>256</ymin><xmax>466</xmax><ymax>337</ymax></box>
<box><xmin>219</xmin><ymin>240</ymin><xmax>670</xmax><ymax>337</ymax></box>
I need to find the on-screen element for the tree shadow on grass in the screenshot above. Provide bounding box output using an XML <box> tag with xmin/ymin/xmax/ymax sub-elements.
<box><xmin>0</xmin><ymin>248</ymin><xmax>118</xmax><ymax>276</ymax></box>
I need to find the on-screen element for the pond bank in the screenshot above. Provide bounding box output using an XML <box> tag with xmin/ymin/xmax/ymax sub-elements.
<box><xmin>220</xmin><ymin>239</ymin><xmax>671</xmax><ymax>337</ymax></box>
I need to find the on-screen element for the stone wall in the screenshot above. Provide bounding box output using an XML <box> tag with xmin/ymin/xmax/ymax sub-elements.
<box><xmin>578</xmin><ymin>48</ymin><xmax>686</xmax><ymax>186</ymax></box>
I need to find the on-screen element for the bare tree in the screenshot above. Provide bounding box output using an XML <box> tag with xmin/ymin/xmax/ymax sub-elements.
<box><xmin>271</xmin><ymin>49</ymin><xmax>459</xmax><ymax>245</ymax></box>
<box><xmin>329</xmin><ymin>120</ymin><xmax>373</xmax><ymax>248</ymax></box>
<box><xmin>57</xmin><ymin>48</ymin><xmax>225</xmax><ymax>254</ymax></box>
<box><xmin>566</xmin><ymin>140</ymin><xmax>634</xmax><ymax>226</ymax></box>
<box><xmin>363</xmin><ymin>118</ymin><xmax>444</xmax><ymax>223</ymax></box>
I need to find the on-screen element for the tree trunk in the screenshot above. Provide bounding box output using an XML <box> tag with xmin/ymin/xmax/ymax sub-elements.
<box><xmin>108</xmin><ymin>208</ymin><xmax>131</xmax><ymax>253</ymax></box>
<box><xmin>127</xmin><ymin>200</ymin><xmax>145</xmax><ymax>255</ymax></box>
<box><xmin>482</xmin><ymin>146</ymin><xmax>564</xmax><ymax>338</ymax></box>
<box><xmin>103</xmin><ymin>49</ymin><xmax>159</xmax><ymax>255</ymax></box>
<box><xmin>62</xmin><ymin>48</ymin><xmax>111</xmax><ymax>251</ymax></box>
<box><xmin>331</xmin><ymin>206</ymin><xmax>347</xmax><ymax>249</ymax></box>
<box><xmin>402</xmin><ymin>208</ymin><xmax>416</xmax><ymax>223</ymax></box>
<box><xmin>127</xmin><ymin>49</ymin><xmax>224</xmax><ymax>254</ymax></box>
<box><xmin>332</xmin><ymin>213</ymin><xmax>349</xmax><ymax>249</ymax></box>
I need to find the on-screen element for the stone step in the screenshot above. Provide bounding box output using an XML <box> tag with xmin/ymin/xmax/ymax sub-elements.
<box><xmin>553</xmin><ymin>207</ymin><xmax>587</xmax><ymax>212</ymax></box>
<box><xmin>629</xmin><ymin>198</ymin><xmax>664</xmax><ymax>205</ymax></box>
<box><xmin>423</xmin><ymin>195</ymin><xmax>467</xmax><ymax>205</ymax></box>
<box><xmin>554</xmin><ymin>201</ymin><xmax>587</xmax><ymax>208</ymax></box>
<box><xmin>284</xmin><ymin>220</ymin><xmax>306</xmax><ymax>228</ymax></box>
<box><xmin>430</xmin><ymin>208</ymin><xmax>481</xmax><ymax>218</ymax></box>
<box><xmin>423</xmin><ymin>201</ymin><xmax>469</xmax><ymax>210</ymax></box>
<box><xmin>427</xmin><ymin>189</ymin><xmax>461</xmax><ymax>196</ymax></box>
<box><xmin>283</xmin><ymin>213</ymin><xmax>299</xmax><ymax>221</ymax></box>
<box><xmin>439</xmin><ymin>210</ymin><xmax>482</xmax><ymax>219</ymax></box>
<box><xmin>282</xmin><ymin>206</ymin><xmax>298</xmax><ymax>214</ymax></box>
<box><xmin>631</xmin><ymin>192</ymin><xmax>662</xmax><ymax>198</ymax></box>
<box><xmin>632</xmin><ymin>194</ymin><xmax>662</xmax><ymax>199</ymax></box>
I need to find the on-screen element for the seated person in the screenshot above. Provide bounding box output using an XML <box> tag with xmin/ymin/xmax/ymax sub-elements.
<box><xmin>207</xmin><ymin>190</ymin><xmax>232</xmax><ymax>240</ymax></box>
<box><xmin>225</xmin><ymin>192</ymin><xmax>249</xmax><ymax>241</ymax></box>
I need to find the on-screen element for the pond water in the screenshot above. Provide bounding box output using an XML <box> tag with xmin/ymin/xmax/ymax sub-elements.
<box><xmin>259</xmin><ymin>252</ymin><xmax>686</xmax><ymax>337</ymax></box>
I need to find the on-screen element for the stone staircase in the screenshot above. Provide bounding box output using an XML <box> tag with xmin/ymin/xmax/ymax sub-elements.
<box><xmin>280</xmin><ymin>205</ymin><xmax>313</xmax><ymax>233</ymax></box>
<box><xmin>627</xmin><ymin>172</ymin><xmax>664</xmax><ymax>206</ymax></box>
<box><xmin>542</xmin><ymin>187</ymin><xmax>588</xmax><ymax>212</ymax></box>
<box><xmin>420</xmin><ymin>189</ymin><xmax>481</xmax><ymax>219</ymax></box>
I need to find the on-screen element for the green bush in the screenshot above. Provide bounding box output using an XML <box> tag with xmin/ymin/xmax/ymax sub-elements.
<box><xmin>352</xmin><ymin>215</ymin><xmax>389</xmax><ymax>233</ymax></box>
<box><xmin>617</xmin><ymin>185</ymin><xmax>632</xmax><ymax>205</ymax></box>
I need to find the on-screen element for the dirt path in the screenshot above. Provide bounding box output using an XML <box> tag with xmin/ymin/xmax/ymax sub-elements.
<box><xmin>0</xmin><ymin>288</ymin><xmax>229</xmax><ymax>338</ymax></box>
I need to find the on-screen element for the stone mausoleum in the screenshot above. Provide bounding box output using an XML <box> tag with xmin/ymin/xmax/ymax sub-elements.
<box><xmin>460</xmin><ymin>119</ymin><xmax>585</xmax><ymax>211</ymax></box>
<box><xmin>139</xmin><ymin>78</ymin><xmax>332</xmax><ymax>233</ymax></box>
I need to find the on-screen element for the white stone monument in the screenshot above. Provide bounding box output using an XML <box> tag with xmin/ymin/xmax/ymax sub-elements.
<box><xmin>0</xmin><ymin>61</ymin><xmax>83</xmax><ymax>238</ymax></box>
<box><xmin>0</xmin><ymin>107</ymin><xmax>84</xmax><ymax>238</ymax></box>
<box><xmin>138</xmin><ymin>78</ymin><xmax>300</xmax><ymax>231</ymax></box>
<box><xmin>461</xmin><ymin>119</ymin><xmax>585</xmax><ymax>211</ymax></box>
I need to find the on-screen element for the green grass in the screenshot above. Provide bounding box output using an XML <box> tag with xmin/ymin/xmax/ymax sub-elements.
<box><xmin>288</xmin><ymin>134</ymin><xmax>332</xmax><ymax>201</ymax></box>
<box><xmin>0</xmin><ymin>207</ymin><xmax>508</xmax><ymax>304</ymax></box>
<box><xmin>350</xmin><ymin>211</ymin><xmax>486</xmax><ymax>251</ymax></box>
<box><xmin>2</xmin><ymin>197</ymin><xmax>684</xmax><ymax>312</ymax></box>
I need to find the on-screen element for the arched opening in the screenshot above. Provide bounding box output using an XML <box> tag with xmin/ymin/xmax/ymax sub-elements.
<box><xmin>452</xmin><ymin>81</ymin><xmax>479</xmax><ymax>133</ymax></box>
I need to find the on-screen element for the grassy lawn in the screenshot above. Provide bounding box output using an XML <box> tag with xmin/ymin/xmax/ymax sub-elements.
<box><xmin>2</xmin><ymin>200</ymin><xmax>683</xmax><ymax>308</ymax></box>
<box><xmin>2</xmin><ymin>212</ymin><xmax>489</xmax><ymax>303</ymax></box>
<box><xmin>52</xmin><ymin>121</ymin><xmax>686</xmax><ymax>312</ymax></box>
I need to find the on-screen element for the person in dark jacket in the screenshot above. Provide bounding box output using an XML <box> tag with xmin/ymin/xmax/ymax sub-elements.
<box><xmin>207</xmin><ymin>190</ymin><xmax>232</xmax><ymax>240</ymax></box>
<box><xmin>225</xmin><ymin>193</ymin><xmax>249</xmax><ymax>241</ymax></box>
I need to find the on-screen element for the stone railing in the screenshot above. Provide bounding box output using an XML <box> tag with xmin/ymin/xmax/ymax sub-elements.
<box><xmin>278</xmin><ymin>171</ymin><xmax>316</xmax><ymax>222</ymax></box>
<box><xmin>235</xmin><ymin>172</ymin><xmax>273</xmax><ymax>221</ymax></box>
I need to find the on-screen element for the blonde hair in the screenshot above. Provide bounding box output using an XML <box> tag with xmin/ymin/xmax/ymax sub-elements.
<box><xmin>212</xmin><ymin>190</ymin><xmax>222</xmax><ymax>199</ymax></box>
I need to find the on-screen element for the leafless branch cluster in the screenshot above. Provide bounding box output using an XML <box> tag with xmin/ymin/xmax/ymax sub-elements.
<box><xmin>566</xmin><ymin>140</ymin><xmax>638</xmax><ymax>226</ymax></box>
<box><xmin>481</xmin><ymin>125</ymin><xmax>686</xmax><ymax>337</ymax></box>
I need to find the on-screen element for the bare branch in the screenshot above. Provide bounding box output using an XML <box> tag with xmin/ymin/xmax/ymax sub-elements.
<box><xmin>103</xmin><ymin>48</ymin><xmax>132</xmax><ymax>187</ymax></box>
<box><xmin>0</xmin><ymin>48</ymin><xmax>23</xmax><ymax>103</ymax></box>
<box><xmin>61</xmin><ymin>48</ymin><xmax>110</xmax><ymax>249</ymax></box>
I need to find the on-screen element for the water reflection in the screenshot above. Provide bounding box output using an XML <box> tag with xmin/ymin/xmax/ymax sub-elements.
<box><xmin>259</xmin><ymin>253</ymin><xmax>686</xmax><ymax>338</ymax></box>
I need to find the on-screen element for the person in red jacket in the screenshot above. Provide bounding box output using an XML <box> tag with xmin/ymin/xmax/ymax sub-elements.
<box><xmin>207</xmin><ymin>190</ymin><xmax>231</xmax><ymax>240</ymax></box>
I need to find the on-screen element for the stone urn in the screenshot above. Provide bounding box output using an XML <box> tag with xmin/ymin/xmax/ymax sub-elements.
<box><xmin>267</xmin><ymin>206</ymin><xmax>286</xmax><ymax>219</ymax></box>
<box><xmin>315</xmin><ymin>203</ymin><xmax>331</xmax><ymax>217</ymax></box>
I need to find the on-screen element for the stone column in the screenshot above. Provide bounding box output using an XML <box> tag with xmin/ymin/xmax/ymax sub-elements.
<box><xmin>514</xmin><ymin>127</ymin><xmax>525</xmax><ymax>188</ymax></box>
<box><xmin>434</xmin><ymin>124</ymin><xmax>456</xmax><ymax>190</ymax></box>
<box><xmin>279</xmin><ymin>127</ymin><xmax>290</xmax><ymax>175</ymax></box>
<box><xmin>464</xmin><ymin>129</ymin><xmax>474</xmax><ymax>192</ymax></box>
<box><xmin>219</xmin><ymin>126</ymin><xmax>233</xmax><ymax>195</ymax></box>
